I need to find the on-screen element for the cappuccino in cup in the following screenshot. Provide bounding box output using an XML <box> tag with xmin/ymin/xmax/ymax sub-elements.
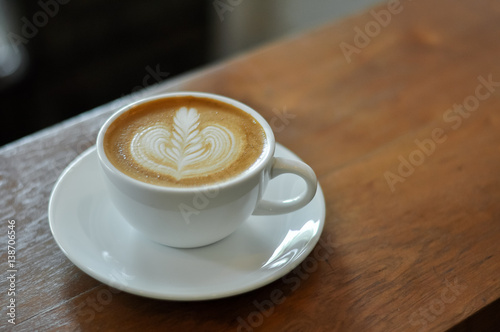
<box><xmin>97</xmin><ymin>92</ymin><xmax>317</xmax><ymax>248</ymax></box>
<box><xmin>103</xmin><ymin>96</ymin><xmax>267</xmax><ymax>187</ymax></box>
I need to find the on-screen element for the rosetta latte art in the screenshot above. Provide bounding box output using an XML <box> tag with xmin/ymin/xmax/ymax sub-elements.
<box><xmin>130</xmin><ymin>107</ymin><xmax>238</xmax><ymax>180</ymax></box>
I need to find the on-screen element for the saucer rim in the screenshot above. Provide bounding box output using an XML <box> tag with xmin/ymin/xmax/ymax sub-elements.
<box><xmin>48</xmin><ymin>144</ymin><xmax>326</xmax><ymax>301</ymax></box>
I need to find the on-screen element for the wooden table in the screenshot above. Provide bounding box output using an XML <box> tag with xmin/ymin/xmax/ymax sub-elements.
<box><xmin>2</xmin><ymin>0</ymin><xmax>500</xmax><ymax>330</ymax></box>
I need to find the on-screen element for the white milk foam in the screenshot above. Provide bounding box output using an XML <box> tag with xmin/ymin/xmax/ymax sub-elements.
<box><xmin>130</xmin><ymin>107</ymin><xmax>240</xmax><ymax>180</ymax></box>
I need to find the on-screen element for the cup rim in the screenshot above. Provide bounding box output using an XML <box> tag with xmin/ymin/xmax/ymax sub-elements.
<box><xmin>96</xmin><ymin>91</ymin><xmax>276</xmax><ymax>192</ymax></box>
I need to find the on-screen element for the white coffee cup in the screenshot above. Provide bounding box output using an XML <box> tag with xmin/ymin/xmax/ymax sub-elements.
<box><xmin>96</xmin><ymin>92</ymin><xmax>317</xmax><ymax>248</ymax></box>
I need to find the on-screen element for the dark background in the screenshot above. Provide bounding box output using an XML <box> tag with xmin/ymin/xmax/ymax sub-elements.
<box><xmin>0</xmin><ymin>0</ymin><xmax>211</xmax><ymax>146</ymax></box>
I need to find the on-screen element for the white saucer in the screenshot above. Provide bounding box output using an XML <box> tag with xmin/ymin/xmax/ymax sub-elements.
<box><xmin>48</xmin><ymin>143</ymin><xmax>325</xmax><ymax>301</ymax></box>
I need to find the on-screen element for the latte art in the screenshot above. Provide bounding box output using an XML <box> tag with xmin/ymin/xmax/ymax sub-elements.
<box><xmin>130</xmin><ymin>107</ymin><xmax>239</xmax><ymax>180</ymax></box>
<box><xmin>103</xmin><ymin>96</ymin><xmax>267</xmax><ymax>187</ymax></box>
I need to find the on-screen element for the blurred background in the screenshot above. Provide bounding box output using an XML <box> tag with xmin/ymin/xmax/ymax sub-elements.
<box><xmin>0</xmin><ymin>0</ymin><xmax>379</xmax><ymax>146</ymax></box>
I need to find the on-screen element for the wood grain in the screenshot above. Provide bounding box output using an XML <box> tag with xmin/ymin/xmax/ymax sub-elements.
<box><xmin>1</xmin><ymin>0</ymin><xmax>500</xmax><ymax>331</ymax></box>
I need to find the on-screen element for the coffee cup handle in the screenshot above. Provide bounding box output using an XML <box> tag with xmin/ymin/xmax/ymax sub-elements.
<box><xmin>252</xmin><ymin>157</ymin><xmax>317</xmax><ymax>215</ymax></box>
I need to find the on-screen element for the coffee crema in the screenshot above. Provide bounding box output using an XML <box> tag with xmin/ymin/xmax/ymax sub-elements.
<box><xmin>104</xmin><ymin>96</ymin><xmax>267</xmax><ymax>187</ymax></box>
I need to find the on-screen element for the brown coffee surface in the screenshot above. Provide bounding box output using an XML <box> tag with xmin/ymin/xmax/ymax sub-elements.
<box><xmin>104</xmin><ymin>96</ymin><xmax>267</xmax><ymax>187</ymax></box>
